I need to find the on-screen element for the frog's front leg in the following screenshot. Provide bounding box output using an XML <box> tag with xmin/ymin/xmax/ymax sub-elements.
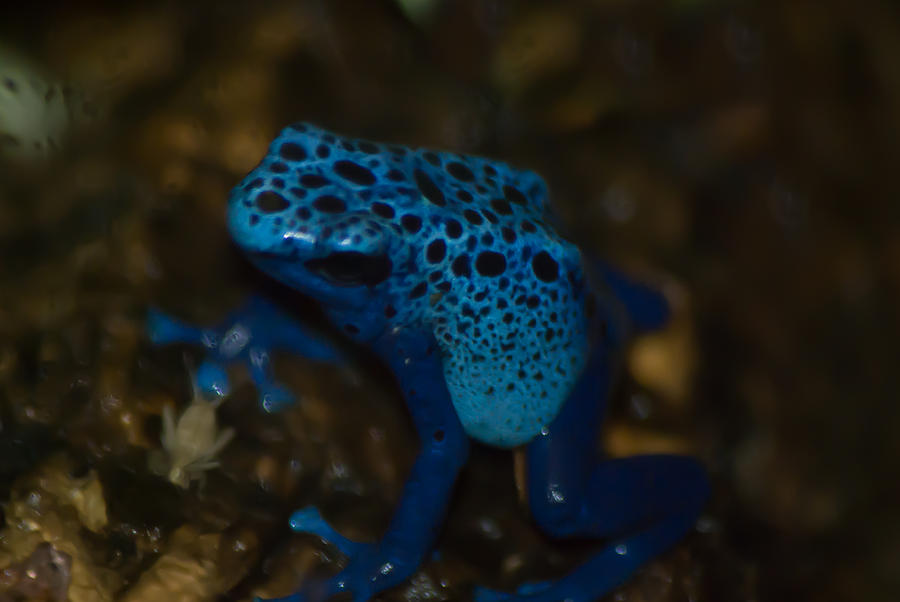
<box><xmin>274</xmin><ymin>327</ymin><xmax>469</xmax><ymax>602</ymax></box>
<box><xmin>148</xmin><ymin>296</ymin><xmax>343</xmax><ymax>412</ymax></box>
<box><xmin>476</xmin><ymin>340</ymin><xmax>709</xmax><ymax>602</ymax></box>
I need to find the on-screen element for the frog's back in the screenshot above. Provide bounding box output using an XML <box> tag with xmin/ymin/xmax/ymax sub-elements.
<box><xmin>230</xmin><ymin>124</ymin><xmax>592</xmax><ymax>447</ymax></box>
<box><xmin>386</xmin><ymin>149</ymin><xmax>592</xmax><ymax>448</ymax></box>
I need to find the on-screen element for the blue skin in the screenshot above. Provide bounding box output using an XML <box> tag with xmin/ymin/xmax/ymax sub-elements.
<box><xmin>149</xmin><ymin>123</ymin><xmax>709</xmax><ymax>601</ymax></box>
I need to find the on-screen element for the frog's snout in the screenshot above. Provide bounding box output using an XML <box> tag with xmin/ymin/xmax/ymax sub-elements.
<box><xmin>227</xmin><ymin>166</ymin><xmax>391</xmax><ymax>256</ymax></box>
<box><xmin>229</xmin><ymin>190</ymin><xmax>394</xmax><ymax>284</ymax></box>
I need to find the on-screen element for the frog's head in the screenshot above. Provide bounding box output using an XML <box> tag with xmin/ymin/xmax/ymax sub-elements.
<box><xmin>228</xmin><ymin>184</ymin><xmax>396</xmax><ymax>308</ymax></box>
<box><xmin>227</xmin><ymin>123</ymin><xmax>419</xmax><ymax>341</ymax></box>
<box><xmin>228</xmin><ymin>122</ymin><xmax>577</xmax><ymax>353</ymax></box>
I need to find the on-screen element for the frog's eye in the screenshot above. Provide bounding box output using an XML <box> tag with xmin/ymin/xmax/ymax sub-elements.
<box><xmin>305</xmin><ymin>252</ymin><xmax>392</xmax><ymax>287</ymax></box>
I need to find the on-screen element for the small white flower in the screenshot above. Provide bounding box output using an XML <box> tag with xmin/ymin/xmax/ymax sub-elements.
<box><xmin>156</xmin><ymin>362</ymin><xmax>235</xmax><ymax>489</ymax></box>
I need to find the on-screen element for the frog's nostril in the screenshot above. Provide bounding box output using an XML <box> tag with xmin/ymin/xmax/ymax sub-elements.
<box><xmin>255</xmin><ymin>190</ymin><xmax>290</xmax><ymax>213</ymax></box>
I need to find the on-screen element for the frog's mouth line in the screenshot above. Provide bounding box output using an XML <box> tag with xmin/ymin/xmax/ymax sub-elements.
<box><xmin>304</xmin><ymin>251</ymin><xmax>393</xmax><ymax>287</ymax></box>
<box><xmin>248</xmin><ymin>250</ymin><xmax>393</xmax><ymax>313</ymax></box>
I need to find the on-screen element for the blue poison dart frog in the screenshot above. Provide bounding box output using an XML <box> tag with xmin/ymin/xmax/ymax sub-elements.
<box><xmin>148</xmin><ymin>123</ymin><xmax>709</xmax><ymax>602</ymax></box>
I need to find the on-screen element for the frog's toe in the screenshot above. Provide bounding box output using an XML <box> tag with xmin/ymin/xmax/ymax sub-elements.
<box><xmin>473</xmin><ymin>580</ymin><xmax>553</xmax><ymax>601</ymax></box>
<box><xmin>256</xmin><ymin>576</ymin><xmax>361</xmax><ymax>602</ymax></box>
<box><xmin>515</xmin><ymin>581</ymin><xmax>556</xmax><ymax>595</ymax></box>
<box><xmin>289</xmin><ymin>506</ymin><xmax>370</xmax><ymax>558</ymax></box>
<box><xmin>260</xmin><ymin>383</ymin><xmax>296</xmax><ymax>413</ymax></box>
<box><xmin>147</xmin><ymin>308</ymin><xmax>205</xmax><ymax>345</ymax></box>
<box><xmin>472</xmin><ymin>586</ymin><xmax>514</xmax><ymax>601</ymax></box>
<box><xmin>195</xmin><ymin>360</ymin><xmax>231</xmax><ymax>398</ymax></box>
<box><xmin>277</xmin><ymin>508</ymin><xmax>380</xmax><ymax>601</ymax></box>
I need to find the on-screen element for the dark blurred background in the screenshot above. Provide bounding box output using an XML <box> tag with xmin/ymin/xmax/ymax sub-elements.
<box><xmin>0</xmin><ymin>1</ymin><xmax>897</xmax><ymax>601</ymax></box>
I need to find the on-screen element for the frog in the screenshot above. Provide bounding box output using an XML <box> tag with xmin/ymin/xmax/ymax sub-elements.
<box><xmin>148</xmin><ymin>123</ymin><xmax>709</xmax><ymax>601</ymax></box>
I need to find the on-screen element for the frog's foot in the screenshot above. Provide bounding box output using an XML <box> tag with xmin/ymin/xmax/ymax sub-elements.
<box><xmin>148</xmin><ymin>309</ymin><xmax>234</xmax><ymax>398</ymax></box>
<box><xmin>148</xmin><ymin>297</ymin><xmax>344</xmax><ymax>412</ymax></box>
<box><xmin>195</xmin><ymin>360</ymin><xmax>231</xmax><ymax>398</ymax></box>
<box><xmin>288</xmin><ymin>506</ymin><xmax>369</xmax><ymax>558</ymax></box>
<box><xmin>271</xmin><ymin>556</ymin><xmax>411</xmax><ymax>602</ymax></box>
<box><xmin>257</xmin><ymin>383</ymin><xmax>294</xmax><ymax>414</ymax></box>
<box><xmin>195</xmin><ymin>351</ymin><xmax>296</xmax><ymax>413</ymax></box>
<box><xmin>147</xmin><ymin>304</ymin><xmax>298</xmax><ymax>412</ymax></box>
<box><xmin>247</xmin><ymin>348</ymin><xmax>297</xmax><ymax>413</ymax></box>
<box><xmin>195</xmin><ymin>346</ymin><xmax>296</xmax><ymax>413</ymax></box>
<box><xmin>256</xmin><ymin>506</ymin><xmax>413</xmax><ymax>602</ymax></box>
<box><xmin>473</xmin><ymin>580</ymin><xmax>553</xmax><ymax>601</ymax></box>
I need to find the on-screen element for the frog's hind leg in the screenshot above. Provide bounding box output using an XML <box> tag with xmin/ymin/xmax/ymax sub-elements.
<box><xmin>274</xmin><ymin>328</ymin><xmax>470</xmax><ymax>602</ymax></box>
<box><xmin>477</xmin><ymin>342</ymin><xmax>709</xmax><ymax>602</ymax></box>
<box><xmin>590</xmin><ymin>260</ymin><xmax>672</xmax><ymax>334</ymax></box>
